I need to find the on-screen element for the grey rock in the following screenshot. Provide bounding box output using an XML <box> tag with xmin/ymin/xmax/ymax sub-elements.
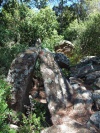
<box><xmin>85</xmin><ymin>71</ymin><xmax>100</xmax><ymax>84</ymax></box>
<box><xmin>7</xmin><ymin>47</ymin><xmax>38</xmax><ymax>112</ymax></box>
<box><xmin>94</xmin><ymin>78</ymin><xmax>100</xmax><ymax>88</ymax></box>
<box><xmin>89</xmin><ymin>111</ymin><xmax>100</xmax><ymax>129</ymax></box>
<box><xmin>39</xmin><ymin>50</ymin><xmax>72</xmax><ymax>115</ymax></box>
<box><xmin>77</xmin><ymin>64</ymin><xmax>94</xmax><ymax>78</ymax></box>
<box><xmin>70</xmin><ymin>56</ymin><xmax>100</xmax><ymax>79</ymax></box>
<box><xmin>93</xmin><ymin>90</ymin><xmax>100</xmax><ymax>109</ymax></box>
<box><xmin>77</xmin><ymin>56</ymin><xmax>100</xmax><ymax>67</ymax></box>
<box><xmin>54</xmin><ymin>53</ymin><xmax>70</xmax><ymax>69</ymax></box>
<box><xmin>93</xmin><ymin>90</ymin><xmax>100</xmax><ymax>100</ymax></box>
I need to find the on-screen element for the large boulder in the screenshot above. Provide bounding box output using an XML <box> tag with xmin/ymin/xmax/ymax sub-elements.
<box><xmin>54</xmin><ymin>40</ymin><xmax>74</xmax><ymax>56</ymax></box>
<box><xmin>70</xmin><ymin>56</ymin><xmax>100</xmax><ymax>90</ymax></box>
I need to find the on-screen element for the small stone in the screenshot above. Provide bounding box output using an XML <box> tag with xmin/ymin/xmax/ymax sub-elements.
<box><xmin>10</xmin><ymin>124</ymin><xmax>19</xmax><ymax>130</ymax></box>
<box><xmin>20</xmin><ymin>54</ymin><xmax>24</xmax><ymax>58</ymax></box>
<box><xmin>71</xmin><ymin>84</ymin><xmax>79</xmax><ymax>90</ymax></box>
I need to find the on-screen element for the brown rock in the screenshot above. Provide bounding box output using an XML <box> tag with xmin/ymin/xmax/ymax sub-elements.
<box><xmin>55</xmin><ymin>40</ymin><xmax>74</xmax><ymax>57</ymax></box>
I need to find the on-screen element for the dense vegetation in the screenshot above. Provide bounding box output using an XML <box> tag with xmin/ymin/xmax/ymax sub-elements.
<box><xmin>0</xmin><ymin>0</ymin><xmax>100</xmax><ymax>132</ymax></box>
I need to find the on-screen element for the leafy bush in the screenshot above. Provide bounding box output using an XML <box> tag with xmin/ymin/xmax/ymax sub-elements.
<box><xmin>0</xmin><ymin>80</ymin><xmax>14</xmax><ymax>132</ymax></box>
<box><xmin>19</xmin><ymin>113</ymin><xmax>44</xmax><ymax>133</ymax></box>
<box><xmin>1</xmin><ymin>3</ymin><xmax>61</xmax><ymax>49</ymax></box>
<box><xmin>0</xmin><ymin>80</ymin><xmax>47</xmax><ymax>133</ymax></box>
<box><xmin>0</xmin><ymin>44</ymin><xmax>28</xmax><ymax>76</ymax></box>
<box><xmin>0</xmin><ymin>3</ymin><xmax>34</xmax><ymax>46</ymax></box>
<box><xmin>42</xmin><ymin>30</ymin><xmax>63</xmax><ymax>51</ymax></box>
<box><xmin>31</xmin><ymin>7</ymin><xmax>63</xmax><ymax>51</ymax></box>
<box><xmin>80</xmin><ymin>13</ymin><xmax>100</xmax><ymax>56</ymax></box>
<box><xmin>64</xmin><ymin>19</ymin><xmax>86</xmax><ymax>41</ymax></box>
<box><xmin>19</xmin><ymin>100</ymin><xmax>47</xmax><ymax>133</ymax></box>
<box><xmin>65</xmin><ymin>12</ymin><xmax>100</xmax><ymax>56</ymax></box>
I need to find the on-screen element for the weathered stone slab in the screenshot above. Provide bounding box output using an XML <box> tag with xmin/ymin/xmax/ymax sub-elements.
<box><xmin>7</xmin><ymin>47</ymin><xmax>38</xmax><ymax>112</ymax></box>
<box><xmin>39</xmin><ymin>50</ymin><xmax>73</xmax><ymax>115</ymax></box>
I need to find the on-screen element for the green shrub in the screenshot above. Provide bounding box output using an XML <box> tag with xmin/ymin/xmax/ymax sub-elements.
<box><xmin>42</xmin><ymin>30</ymin><xmax>63</xmax><ymax>51</ymax></box>
<box><xmin>80</xmin><ymin>13</ymin><xmax>100</xmax><ymax>56</ymax></box>
<box><xmin>65</xmin><ymin>12</ymin><xmax>100</xmax><ymax>56</ymax></box>
<box><xmin>64</xmin><ymin>19</ymin><xmax>86</xmax><ymax>41</ymax></box>
<box><xmin>0</xmin><ymin>44</ymin><xmax>28</xmax><ymax>76</ymax></box>
<box><xmin>19</xmin><ymin>100</ymin><xmax>47</xmax><ymax>133</ymax></box>
<box><xmin>0</xmin><ymin>80</ymin><xmax>12</xmax><ymax>132</ymax></box>
<box><xmin>1</xmin><ymin>4</ymin><xmax>61</xmax><ymax>48</ymax></box>
<box><xmin>0</xmin><ymin>80</ymin><xmax>47</xmax><ymax>133</ymax></box>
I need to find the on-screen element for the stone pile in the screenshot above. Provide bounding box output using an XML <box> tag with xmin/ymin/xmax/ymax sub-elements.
<box><xmin>6</xmin><ymin>47</ymin><xmax>100</xmax><ymax>133</ymax></box>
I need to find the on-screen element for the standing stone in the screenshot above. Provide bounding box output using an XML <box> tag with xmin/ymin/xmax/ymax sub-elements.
<box><xmin>7</xmin><ymin>47</ymin><xmax>38</xmax><ymax>112</ymax></box>
<box><xmin>39</xmin><ymin>50</ymin><xmax>73</xmax><ymax>116</ymax></box>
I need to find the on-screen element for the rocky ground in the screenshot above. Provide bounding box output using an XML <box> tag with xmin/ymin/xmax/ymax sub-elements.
<box><xmin>33</xmin><ymin>56</ymin><xmax>100</xmax><ymax>133</ymax></box>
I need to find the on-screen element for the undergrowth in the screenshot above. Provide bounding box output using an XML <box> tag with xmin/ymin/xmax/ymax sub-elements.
<box><xmin>0</xmin><ymin>79</ymin><xmax>47</xmax><ymax>133</ymax></box>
